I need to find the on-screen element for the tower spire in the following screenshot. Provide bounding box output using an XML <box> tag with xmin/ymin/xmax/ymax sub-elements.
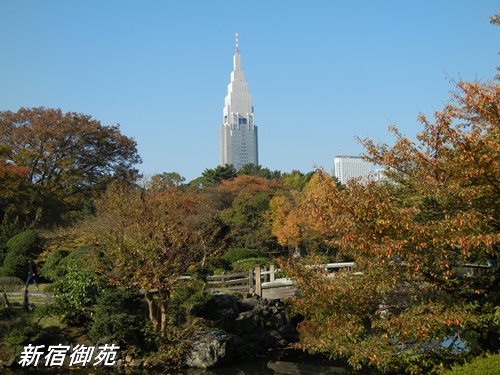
<box><xmin>235</xmin><ymin>31</ymin><xmax>239</xmax><ymax>53</ymax></box>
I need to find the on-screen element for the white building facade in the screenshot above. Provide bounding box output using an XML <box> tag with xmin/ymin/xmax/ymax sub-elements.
<box><xmin>220</xmin><ymin>33</ymin><xmax>258</xmax><ymax>171</ymax></box>
<box><xmin>333</xmin><ymin>155</ymin><xmax>372</xmax><ymax>185</ymax></box>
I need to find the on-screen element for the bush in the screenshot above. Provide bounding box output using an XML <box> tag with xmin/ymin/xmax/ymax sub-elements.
<box><xmin>41</xmin><ymin>249</ymin><xmax>69</xmax><ymax>280</ymax></box>
<box><xmin>47</xmin><ymin>260</ymin><xmax>103</xmax><ymax>325</ymax></box>
<box><xmin>54</xmin><ymin>247</ymin><xmax>91</xmax><ymax>275</ymax></box>
<box><xmin>3</xmin><ymin>313</ymin><xmax>41</xmax><ymax>352</ymax></box>
<box><xmin>231</xmin><ymin>257</ymin><xmax>271</xmax><ymax>272</ymax></box>
<box><xmin>0</xmin><ymin>230</ymin><xmax>42</xmax><ymax>278</ymax></box>
<box><xmin>6</xmin><ymin>230</ymin><xmax>42</xmax><ymax>254</ymax></box>
<box><xmin>442</xmin><ymin>353</ymin><xmax>500</xmax><ymax>375</ymax></box>
<box><xmin>0</xmin><ymin>276</ymin><xmax>24</xmax><ymax>292</ymax></box>
<box><xmin>88</xmin><ymin>287</ymin><xmax>147</xmax><ymax>347</ymax></box>
<box><xmin>169</xmin><ymin>280</ymin><xmax>214</xmax><ymax>323</ymax></box>
<box><xmin>43</xmin><ymin>246</ymin><xmax>91</xmax><ymax>280</ymax></box>
<box><xmin>222</xmin><ymin>248</ymin><xmax>262</xmax><ymax>264</ymax></box>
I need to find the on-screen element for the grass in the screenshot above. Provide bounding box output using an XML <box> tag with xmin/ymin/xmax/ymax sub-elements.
<box><xmin>441</xmin><ymin>353</ymin><xmax>500</xmax><ymax>375</ymax></box>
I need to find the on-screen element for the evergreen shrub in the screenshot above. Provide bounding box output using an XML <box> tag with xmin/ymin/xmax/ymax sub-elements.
<box><xmin>231</xmin><ymin>257</ymin><xmax>271</xmax><ymax>272</ymax></box>
<box><xmin>41</xmin><ymin>249</ymin><xmax>69</xmax><ymax>280</ymax></box>
<box><xmin>88</xmin><ymin>287</ymin><xmax>146</xmax><ymax>347</ymax></box>
<box><xmin>0</xmin><ymin>230</ymin><xmax>42</xmax><ymax>277</ymax></box>
<box><xmin>222</xmin><ymin>248</ymin><xmax>266</xmax><ymax>264</ymax></box>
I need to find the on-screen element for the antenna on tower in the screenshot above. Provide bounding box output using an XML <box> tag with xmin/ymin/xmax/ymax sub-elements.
<box><xmin>235</xmin><ymin>31</ymin><xmax>239</xmax><ymax>53</ymax></box>
<box><xmin>339</xmin><ymin>148</ymin><xmax>343</xmax><ymax>156</ymax></box>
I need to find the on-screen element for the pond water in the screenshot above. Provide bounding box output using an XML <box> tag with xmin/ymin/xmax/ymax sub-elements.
<box><xmin>5</xmin><ymin>350</ymin><xmax>350</xmax><ymax>375</ymax></box>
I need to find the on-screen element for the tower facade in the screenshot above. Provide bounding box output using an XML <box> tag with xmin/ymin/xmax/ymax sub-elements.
<box><xmin>220</xmin><ymin>32</ymin><xmax>258</xmax><ymax>170</ymax></box>
<box><xmin>333</xmin><ymin>155</ymin><xmax>372</xmax><ymax>185</ymax></box>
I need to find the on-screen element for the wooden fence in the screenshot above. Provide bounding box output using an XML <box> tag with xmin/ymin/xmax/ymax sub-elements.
<box><xmin>204</xmin><ymin>262</ymin><xmax>356</xmax><ymax>298</ymax></box>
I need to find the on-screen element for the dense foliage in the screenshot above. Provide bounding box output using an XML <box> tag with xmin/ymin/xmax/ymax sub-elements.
<box><xmin>0</xmin><ymin>230</ymin><xmax>42</xmax><ymax>278</ymax></box>
<box><xmin>0</xmin><ymin>107</ymin><xmax>141</xmax><ymax>228</ymax></box>
<box><xmin>2</xmin><ymin>16</ymin><xmax>500</xmax><ymax>370</ymax></box>
<box><xmin>85</xmin><ymin>183</ymin><xmax>224</xmax><ymax>339</ymax></box>
<box><xmin>277</xmin><ymin>76</ymin><xmax>500</xmax><ymax>374</ymax></box>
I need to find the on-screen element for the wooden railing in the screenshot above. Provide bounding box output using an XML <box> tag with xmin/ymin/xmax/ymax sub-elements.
<box><xmin>204</xmin><ymin>262</ymin><xmax>356</xmax><ymax>297</ymax></box>
<box><xmin>205</xmin><ymin>270</ymin><xmax>254</xmax><ymax>293</ymax></box>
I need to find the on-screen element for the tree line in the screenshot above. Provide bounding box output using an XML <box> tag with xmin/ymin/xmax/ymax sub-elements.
<box><xmin>1</xmin><ymin>14</ymin><xmax>500</xmax><ymax>371</ymax></box>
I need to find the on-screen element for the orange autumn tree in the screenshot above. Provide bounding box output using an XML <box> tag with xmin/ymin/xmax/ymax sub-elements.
<box><xmin>268</xmin><ymin>173</ymin><xmax>338</xmax><ymax>257</ymax></box>
<box><xmin>0</xmin><ymin>107</ymin><xmax>141</xmax><ymax>226</ymax></box>
<box><xmin>278</xmin><ymin>77</ymin><xmax>500</xmax><ymax>374</ymax></box>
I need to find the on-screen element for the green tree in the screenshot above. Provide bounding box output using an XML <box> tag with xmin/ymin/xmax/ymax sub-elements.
<box><xmin>281</xmin><ymin>170</ymin><xmax>315</xmax><ymax>190</ymax></box>
<box><xmin>237</xmin><ymin>163</ymin><xmax>282</xmax><ymax>179</ymax></box>
<box><xmin>217</xmin><ymin>175</ymin><xmax>284</xmax><ymax>251</ymax></box>
<box><xmin>0</xmin><ymin>107</ymin><xmax>142</xmax><ymax>226</ymax></box>
<box><xmin>193</xmin><ymin>164</ymin><xmax>237</xmax><ymax>187</ymax></box>
<box><xmin>146</xmin><ymin>172</ymin><xmax>185</xmax><ymax>191</ymax></box>
<box><xmin>279</xmin><ymin>76</ymin><xmax>500</xmax><ymax>373</ymax></box>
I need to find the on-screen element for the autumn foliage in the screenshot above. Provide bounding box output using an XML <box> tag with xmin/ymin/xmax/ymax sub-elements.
<box><xmin>277</xmin><ymin>77</ymin><xmax>500</xmax><ymax>373</ymax></box>
<box><xmin>0</xmin><ymin>107</ymin><xmax>141</xmax><ymax>227</ymax></box>
<box><xmin>85</xmin><ymin>184</ymin><xmax>222</xmax><ymax>338</ymax></box>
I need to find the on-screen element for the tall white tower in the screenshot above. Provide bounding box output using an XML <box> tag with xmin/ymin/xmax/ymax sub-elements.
<box><xmin>220</xmin><ymin>32</ymin><xmax>258</xmax><ymax>170</ymax></box>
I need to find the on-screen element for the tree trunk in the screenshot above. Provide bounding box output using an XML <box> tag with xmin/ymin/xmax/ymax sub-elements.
<box><xmin>144</xmin><ymin>291</ymin><xmax>160</xmax><ymax>330</ymax></box>
<box><xmin>158</xmin><ymin>289</ymin><xmax>171</xmax><ymax>338</ymax></box>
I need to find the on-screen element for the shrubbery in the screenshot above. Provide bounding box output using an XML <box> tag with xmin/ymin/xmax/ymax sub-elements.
<box><xmin>88</xmin><ymin>287</ymin><xmax>148</xmax><ymax>348</ymax></box>
<box><xmin>222</xmin><ymin>248</ymin><xmax>263</xmax><ymax>264</ymax></box>
<box><xmin>41</xmin><ymin>249</ymin><xmax>69</xmax><ymax>280</ymax></box>
<box><xmin>0</xmin><ymin>230</ymin><xmax>42</xmax><ymax>278</ymax></box>
<box><xmin>168</xmin><ymin>280</ymin><xmax>214</xmax><ymax>324</ymax></box>
<box><xmin>0</xmin><ymin>276</ymin><xmax>24</xmax><ymax>292</ymax></box>
<box><xmin>231</xmin><ymin>257</ymin><xmax>271</xmax><ymax>272</ymax></box>
<box><xmin>442</xmin><ymin>353</ymin><xmax>500</xmax><ymax>375</ymax></box>
<box><xmin>46</xmin><ymin>260</ymin><xmax>103</xmax><ymax>325</ymax></box>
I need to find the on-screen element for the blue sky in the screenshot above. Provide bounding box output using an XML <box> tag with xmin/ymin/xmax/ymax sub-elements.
<box><xmin>1</xmin><ymin>1</ymin><xmax>498</xmax><ymax>182</ymax></box>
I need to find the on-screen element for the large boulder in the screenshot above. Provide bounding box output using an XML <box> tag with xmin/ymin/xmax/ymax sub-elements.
<box><xmin>185</xmin><ymin>294</ymin><xmax>299</xmax><ymax>368</ymax></box>
<box><xmin>185</xmin><ymin>330</ymin><xmax>238</xmax><ymax>368</ymax></box>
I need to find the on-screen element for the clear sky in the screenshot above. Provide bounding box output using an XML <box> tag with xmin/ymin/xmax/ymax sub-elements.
<box><xmin>1</xmin><ymin>1</ymin><xmax>498</xmax><ymax>182</ymax></box>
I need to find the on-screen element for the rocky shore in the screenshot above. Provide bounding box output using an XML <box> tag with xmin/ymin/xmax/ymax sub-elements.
<box><xmin>184</xmin><ymin>293</ymin><xmax>300</xmax><ymax>368</ymax></box>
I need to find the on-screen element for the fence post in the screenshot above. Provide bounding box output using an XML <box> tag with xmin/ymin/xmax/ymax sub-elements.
<box><xmin>254</xmin><ymin>264</ymin><xmax>262</xmax><ymax>297</ymax></box>
<box><xmin>270</xmin><ymin>263</ymin><xmax>275</xmax><ymax>282</ymax></box>
<box><xmin>248</xmin><ymin>269</ymin><xmax>254</xmax><ymax>294</ymax></box>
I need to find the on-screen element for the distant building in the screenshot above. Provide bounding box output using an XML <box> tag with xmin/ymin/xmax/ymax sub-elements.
<box><xmin>333</xmin><ymin>155</ymin><xmax>372</xmax><ymax>185</ymax></box>
<box><xmin>220</xmin><ymin>32</ymin><xmax>258</xmax><ymax>171</ymax></box>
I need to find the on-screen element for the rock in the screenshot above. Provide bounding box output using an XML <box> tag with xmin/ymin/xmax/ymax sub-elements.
<box><xmin>237</xmin><ymin>296</ymin><xmax>261</xmax><ymax>312</ymax></box>
<box><xmin>185</xmin><ymin>330</ymin><xmax>237</xmax><ymax>368</ymax></box>
<box><xmin>129</xmin><ymin>358</ymin><xmax>144</xmax><ymax>368</ymax></box>
<box><xmin>185</xmin><ymin>294</ymin><xmax>299</xmax><ymax>368</ymax></box>
<box><xmin>204</xmin><ymin>293</ymin><xmax>239</xmax><ymax>321</ymax></box>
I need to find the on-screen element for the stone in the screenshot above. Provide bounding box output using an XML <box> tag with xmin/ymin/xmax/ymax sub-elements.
<box><xmin>184</xmin><ymin>294</ymin><xmax>300</xmax><ymax>368</ymax></box>
<box><xmin>185</xmin><ymin>330</ymin><xmax>237</xmax><ymax>368</ymax></box>
<box><xmin>237</xmin><ymin>297</ymin><xmax>261</xmax><ymax>312</ymax></box>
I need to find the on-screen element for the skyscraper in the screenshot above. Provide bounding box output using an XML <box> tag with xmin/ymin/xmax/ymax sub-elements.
<box><xmin>220</xmin><ymin>32</ymin><xmax>258</xmax><ymax>171</ymax></box>
<box><xmin>333</xmin><ymin>155</ymin><xmax>372</xmax><ymax>185</ymax></box>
